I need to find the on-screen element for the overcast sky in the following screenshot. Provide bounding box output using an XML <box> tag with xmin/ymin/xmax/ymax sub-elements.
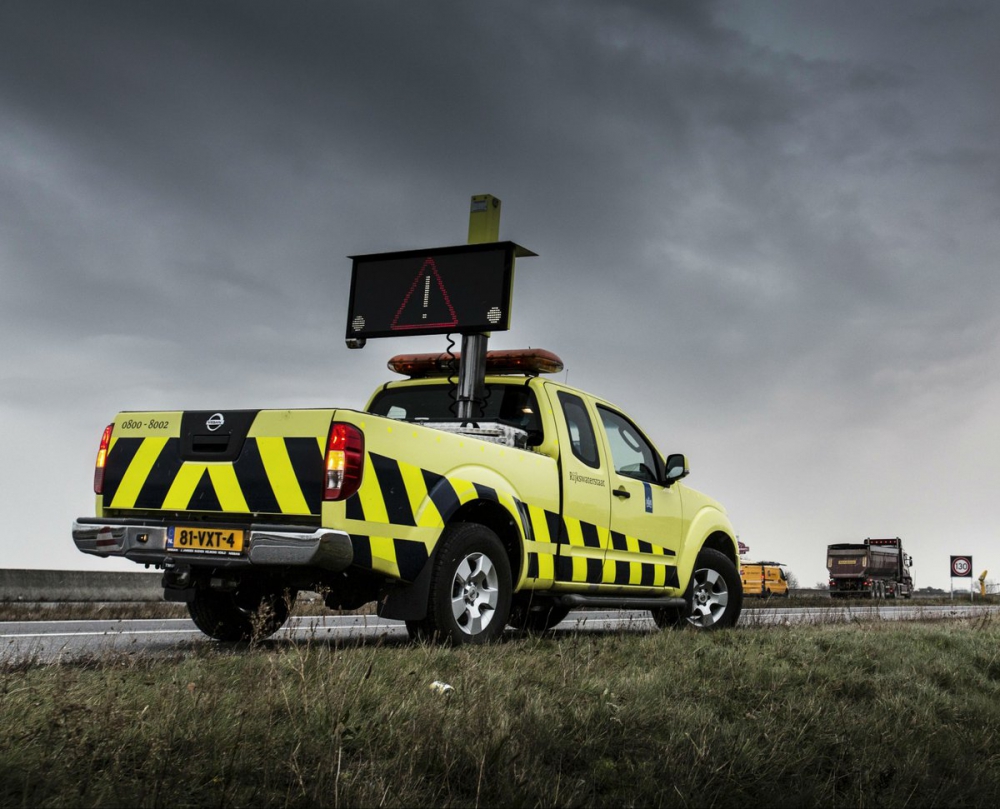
<box><xmin>2</xmin><ymin>1</ymin><xmax>998</xmax><ymax>590</ymax></box>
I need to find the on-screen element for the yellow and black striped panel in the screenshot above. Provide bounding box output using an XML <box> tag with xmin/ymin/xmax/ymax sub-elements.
<box><xmin>337</xmin><ymin>451</ymin><xmax>677</xmax><ymax>590</ymax></box>
<box><xmin>551</xmin><ymin>517</ymin><xmax>680</xmax><ymax>589</ymax></box>
<box><xmin>521</xmin><ymin>503</ymin><xmax>561</xmax><ymax>585</ymax></box>
<box><xmin>343</xmin><ymin>453</ymin><xmax>519</xmax><ymax>581</ymax></box>
<box><xmin>101</xmin><ymin>436</ymin><xmax>324</xmax><ymax>516</ymax></box>
<box><xmin>340</xmin><ymin>452</ymin><xmax>565</xmax><ymax>585</ymax></box>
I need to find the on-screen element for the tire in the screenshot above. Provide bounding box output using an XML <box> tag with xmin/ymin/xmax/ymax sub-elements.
<box><xmin>411</xmin><ymin>523</ymin><xmax>512</xmax><ymax>645</ymax></box>
<box><xmin>507</xmin><ymin>602</ymin><xmax>571</xmax><ymax>633</ymax></box>
<box><xmin>188</xmin><ymin>581</ymin><xmax>296</xmax><ymax>642</ymax></box>
<box><xmin>652</xmin><ymin>548</ymin><xmax>742</xmax><ymax>630</ymax></box>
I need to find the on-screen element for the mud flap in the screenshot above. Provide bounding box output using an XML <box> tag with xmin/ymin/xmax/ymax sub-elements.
<box><xmin>377</xmin><ymin>553</ymin><xmax>435</xmax><ymax>621</ymax></box>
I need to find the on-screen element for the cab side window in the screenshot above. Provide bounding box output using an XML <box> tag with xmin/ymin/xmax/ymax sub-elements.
<box><xmin>597</xmin><ymin>406</ymin><xmax>660</xmax><ymax>483</ymax></box>
<box><xmin>558</xmin><ymin>392</ymin><xmax>600</xmax><ymax>469</ymax></box>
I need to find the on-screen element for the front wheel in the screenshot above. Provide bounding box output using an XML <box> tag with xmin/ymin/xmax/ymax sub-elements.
<box><xmin>411</xmin><ymin>523</ymin><xmax>512</xmax><ymax>645</ymax></box>
<box><xmin>651</xmin><ymin>548</ymin><xmax>742</xmax><ymax>630</ymax></box>
<box><xmin>188</xmin><ymin>581</ymin><xmax>296</xmax><ymax>641</ymax></box>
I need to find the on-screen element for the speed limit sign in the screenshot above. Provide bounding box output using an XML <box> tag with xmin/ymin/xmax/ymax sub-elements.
<box><xmin>951</xmin><ymin>556</ymin><xmax>973</xmax><ymax>578</ymax></box>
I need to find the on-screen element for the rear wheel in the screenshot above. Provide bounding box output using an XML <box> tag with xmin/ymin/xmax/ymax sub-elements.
<box><xmin>188</xmin><ymin>581</ymin><xmax>296</xmax><ymax>641</ymax></box>
<box><xmin>409</xmin><ymin>523</ymin><xmax>512</xmax><ymax>645</ymax></box>
<box><xmin>651</xmin><ymin>548</ymin><xmax>742</xmax><ymax>630</ymax></box>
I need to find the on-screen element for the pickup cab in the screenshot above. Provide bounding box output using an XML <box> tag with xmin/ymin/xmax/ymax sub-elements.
<box><xmin>73</xmin><ymin>349</ymin><xmax>742</xmax><ymax>643</ymax></box>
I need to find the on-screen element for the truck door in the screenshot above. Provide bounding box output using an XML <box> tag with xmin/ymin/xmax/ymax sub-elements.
<box><xmin>551</xmin><ymin>390</ymin><xmax>612</xmax><ymax>586</ymax></box>
<box><xmin>595</xmin><ymin>406</ymin><xmax>684</xmax><ymax>591</ymax></box>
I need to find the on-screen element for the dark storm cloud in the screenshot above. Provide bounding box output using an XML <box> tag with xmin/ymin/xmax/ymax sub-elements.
<box><xmin>1</xmin><ymin>0</ymin><xmax>776</xmax><ymax>378</ymax></box>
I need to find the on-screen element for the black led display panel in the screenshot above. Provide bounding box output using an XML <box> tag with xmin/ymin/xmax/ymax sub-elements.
<box><xmin>346</xmin><ymin>242</ymin><xmax>533</xmax><ymax>339</ymax></box>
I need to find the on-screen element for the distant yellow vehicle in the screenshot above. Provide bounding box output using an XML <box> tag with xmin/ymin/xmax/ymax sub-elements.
<box><xmin>741</xmin><ymin>561</ymin><xmax>789</xmax><ymax>598</ymax></box>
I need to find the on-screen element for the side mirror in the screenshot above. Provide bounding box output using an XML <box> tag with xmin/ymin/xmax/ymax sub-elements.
<box><xmin>663</xmin><ymin>453</ymin><xmax>689</xmax><ymax>486</ymax></box>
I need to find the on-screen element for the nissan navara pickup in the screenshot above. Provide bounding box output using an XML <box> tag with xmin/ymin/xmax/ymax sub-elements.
<box><xmin>73</xmin><ymin>348</ymin><xmax>742</xmax><ymax>644</ymax></box>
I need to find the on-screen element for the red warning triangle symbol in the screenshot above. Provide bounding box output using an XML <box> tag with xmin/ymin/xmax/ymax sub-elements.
<box><xmin>390</xmin><ymin>257</ymin><xmax>459</xmax><ymax>331</ymax></box>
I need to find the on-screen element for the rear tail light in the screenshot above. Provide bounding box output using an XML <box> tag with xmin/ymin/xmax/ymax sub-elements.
<box><xmin>324</xmin><ymin>422</ymin><xmax>364</xmax><ymax>501</ymax></box>
<box><xmin>94</xmin><ymin>424</ymin><xmax>114</xmax><ymax>495</ymax></box>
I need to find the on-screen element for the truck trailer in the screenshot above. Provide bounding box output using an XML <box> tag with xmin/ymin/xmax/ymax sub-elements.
<box><xmin>827</xmin><ymin>537</ymin><xmax>913</xmax><ymax>599</ymax></box>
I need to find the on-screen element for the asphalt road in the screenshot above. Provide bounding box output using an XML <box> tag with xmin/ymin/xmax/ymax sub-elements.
<box><xmin>3</xmin><ymin>603</ymin><xmax>999</xmax><ymax>665</ymax></box>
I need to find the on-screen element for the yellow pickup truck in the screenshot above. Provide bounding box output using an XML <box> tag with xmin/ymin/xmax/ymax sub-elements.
<box><xmin>73</xmin><ymin>348</ymin><xmax>741</xmax><ymax>644</ymax></box>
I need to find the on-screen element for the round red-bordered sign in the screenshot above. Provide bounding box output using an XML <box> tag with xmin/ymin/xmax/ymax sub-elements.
<box><xmin>951</xmin><ymin>556</ymin><xmax>972</xmax><ymax>577</ymax></box>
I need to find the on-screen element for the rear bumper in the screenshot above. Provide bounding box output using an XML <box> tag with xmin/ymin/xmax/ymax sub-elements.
<box><xmin>72</xmin><ymin>518</ymin><xmax>353</xmax><ymax>572</ymax></box>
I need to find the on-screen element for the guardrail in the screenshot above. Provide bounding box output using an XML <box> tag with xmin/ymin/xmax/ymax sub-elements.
<box><xmin>0</xmin><ymin>569</ymin><xmax>163</xmax><ymax>603</ymax></box>
<box><xmin>786</xmin><ymin>588</ymin><xmax>957</xmax><ymax>600</ymax></box>
<box><xmin>0</xmin><ymin>574</ymin><xmax>965</xmax><ymax>604</ymax></box>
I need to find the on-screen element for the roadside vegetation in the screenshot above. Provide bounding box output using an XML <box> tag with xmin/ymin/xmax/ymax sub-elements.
<box><xmin>4</xmin><ymin>616</ymin><xmax>1000</xmax><ymax>807</ymax></box>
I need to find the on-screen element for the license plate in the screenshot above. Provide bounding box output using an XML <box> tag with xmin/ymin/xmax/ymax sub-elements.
<box><xmin>837</xmin><ymin>559</ymin><xmax>857</xmax><ymax>565</ymax></box>
<box><xmin>167</xmin><ymin>526</ymin><xmax>245</xmax><ymax>555</ymax></box>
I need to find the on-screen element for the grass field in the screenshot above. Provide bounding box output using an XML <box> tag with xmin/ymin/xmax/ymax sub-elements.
<box><xmin>3</xmin><ymin>613</ymin><xmax>1000</xmax><ymax>807</ymax></box>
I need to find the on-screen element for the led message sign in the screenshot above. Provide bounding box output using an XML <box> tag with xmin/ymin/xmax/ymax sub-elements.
<box><xmin>346</xmin><ymin>241</ymin><xmax>534</xmax><ymax>339</ymax></box>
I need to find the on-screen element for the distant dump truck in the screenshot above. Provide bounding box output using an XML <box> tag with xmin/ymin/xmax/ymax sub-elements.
<box><xmin>827</xmin><ymin>538</ymin><xmax>914</xmax><ymax>599</ymax></box>
<box><xmin>741</xmin><ymin>562</ymin><xmax>789</xmax><ymax>598</ymax></box>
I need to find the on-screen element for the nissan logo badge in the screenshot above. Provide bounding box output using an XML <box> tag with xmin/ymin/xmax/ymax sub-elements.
<box><xmin>206</xmin><ymin>413</ymin><xmax>225</xmax><ymax>432</ymax></box>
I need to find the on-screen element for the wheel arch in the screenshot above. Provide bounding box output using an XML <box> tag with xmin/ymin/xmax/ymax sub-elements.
<box><xmin>451</xmin><ymin>498</ymin><xmax>525</xmax><ymax>584</ymax></box>
<box><xmin>675</xmin><ymin>521</ymin><xmax>739</xmax><ymax>596</ymax></box>
<box><xmin>701</xmin><ymin>530</ymin><xmax>739</xmax><ymax>568</ymax></box>
<box><xmin>378</xmin><ymin>495</ymin><xmax>525</xmax><ymax>622</ymax></box>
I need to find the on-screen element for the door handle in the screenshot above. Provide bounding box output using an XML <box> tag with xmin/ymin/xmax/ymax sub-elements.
<box><xmin>613</xmin><ymin>486</ymin><xmax>631</xmax><ymax>499</ymax></box>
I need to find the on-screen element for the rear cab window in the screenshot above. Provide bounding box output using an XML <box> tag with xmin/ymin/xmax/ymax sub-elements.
<box><xmin>556</xmin><ymin>391</ymin><xmax>601</xmax><ymax>468</ymax></box>
<box><xmin>367</xmin><ymin>382</ymin><xmax>544</xmax><ymax>444</ymax></box>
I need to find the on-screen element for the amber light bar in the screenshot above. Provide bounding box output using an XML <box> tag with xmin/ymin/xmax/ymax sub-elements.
<box><xmin>387</xmin><ymin>348</ymin><xmax>564</xmax><ymax>378</ymax></box>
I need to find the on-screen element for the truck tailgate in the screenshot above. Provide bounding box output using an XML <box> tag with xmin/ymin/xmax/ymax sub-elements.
<box><xmin>100</xmin><ymin>409</ymin><xmax>336</xmax><ymax>518</ymax></box>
